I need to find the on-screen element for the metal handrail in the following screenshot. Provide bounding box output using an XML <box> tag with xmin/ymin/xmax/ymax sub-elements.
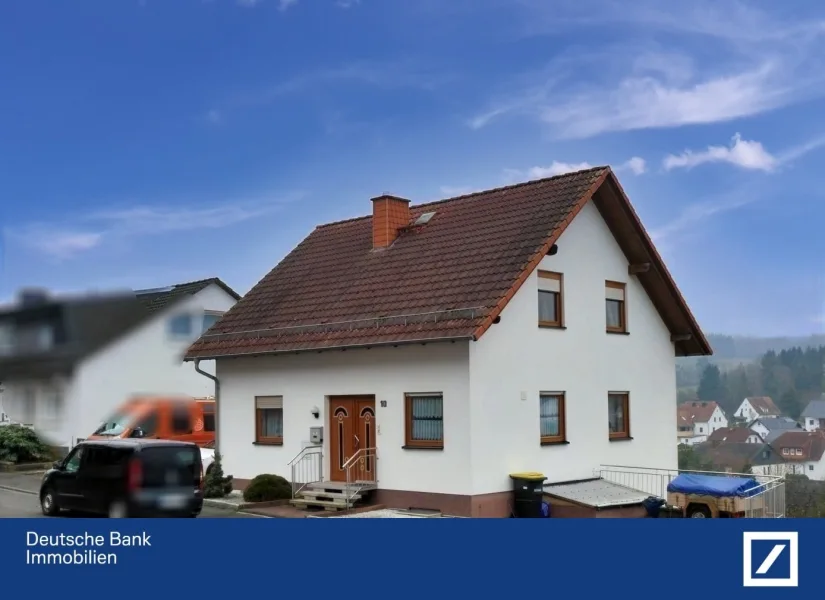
<box><xmin>344</xmin><ymin>447</ymin><xmax>378</xmax><ymax>510</ymax></box>
<box><xmin>289</xmin><ymin>445</ymin><xmax>323</xmax><ymax>499</ymax></box>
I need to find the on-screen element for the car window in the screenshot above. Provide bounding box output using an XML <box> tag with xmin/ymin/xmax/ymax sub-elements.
<box><xmin>84</xmin><ymin>446</ymin><xmax>128</xmax><ymax>475</ymax></box>
<box><xmin>95</xmin><ymin>410</ymin><xmax>134</xmax><ymax>436</ymax></box>
<box><xmin>171</xmin><ymin>405</ymin><xmax>191</xmax><ymax>434</ymax></box>
<box><xmin>139</xmin><ymin>447</ymin><xmax>200</xmax><ymax>487</ymax></box>
<box><xmin>64</xmin><ymin>447</ymin><xmax>84</xmax><ymax>473</ymax></box>
<box><xmin>202</xmin><ymin>405</ymin><xmax>215</xmax><ymax>433</ymax></box>
<box><xmin>134</xmin><ymin>411</ymin><xmax>158</xmax><ymax>437</ymax></box>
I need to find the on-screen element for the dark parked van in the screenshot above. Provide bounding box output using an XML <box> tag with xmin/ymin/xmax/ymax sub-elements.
<box><xmin>39</xmin><ymin>439</ymin><xmax>204</xmax><ymax>518</ymax></box>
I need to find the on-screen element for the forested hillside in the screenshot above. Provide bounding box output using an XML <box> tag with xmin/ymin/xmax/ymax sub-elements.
<box><xmin>684</xmin><ymin>346</ymin><xmax>825</xmax><ymax>420</ymax></box>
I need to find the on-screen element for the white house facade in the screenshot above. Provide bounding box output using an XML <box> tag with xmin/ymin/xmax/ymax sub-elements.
<box><xmin>735</xmin><ymin>396</ymin><xmax>781</xmax><ymax>421</ymax></box>
<box><xmin>0</xmin><ymin>279</ymin><xmax>238</xmax><ymax>449</ymax></box>
<box><xmin>187</xmin><ymin>167</ymin><xmax>712</xmax><ymax>517</ymax></box>
<box><xmin>678</xmin><ymin>401</ymin><xmax>727</xmax><ymax>446</ymax></box>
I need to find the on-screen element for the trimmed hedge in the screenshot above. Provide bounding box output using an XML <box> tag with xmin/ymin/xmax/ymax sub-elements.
<box><xmin>242</xmin><ymin>474</ymin><xmax>292</xmax><ymax>503</ymax></box>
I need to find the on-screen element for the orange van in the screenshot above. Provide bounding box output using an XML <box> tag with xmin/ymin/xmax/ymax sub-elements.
<box><xmin>87</xmin><ymin>396</ymin><xmax>215</xmax><ymax>447</ymax></box>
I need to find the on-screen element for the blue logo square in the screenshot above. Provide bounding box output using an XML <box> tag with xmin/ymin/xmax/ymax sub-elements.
<box><xmin>749</xmin><ymin>539</ymin><xmax>792</xmax><ymax>580</ymax></box>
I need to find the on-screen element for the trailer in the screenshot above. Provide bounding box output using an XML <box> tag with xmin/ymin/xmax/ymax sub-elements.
<box><xmin>666</xmin><ymin>473</ymin><xmax>765</xmax><ymax>518</ymax></box>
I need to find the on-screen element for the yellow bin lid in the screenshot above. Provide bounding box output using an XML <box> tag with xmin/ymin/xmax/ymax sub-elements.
<box><xmin>509</xmin><ymin>472</ymin><xmax>546</xmax><ymax>481</ymax></box>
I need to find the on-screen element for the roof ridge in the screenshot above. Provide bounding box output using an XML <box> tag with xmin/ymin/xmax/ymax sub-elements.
<box><xmin>316</xmin><ymin>166</ymin><xmax>611</xmax><ymax>230</ymax></box>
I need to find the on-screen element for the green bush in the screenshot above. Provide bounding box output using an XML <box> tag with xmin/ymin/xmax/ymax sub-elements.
<box><xmin>203</xmin><ymin>451</ymin><xmax>234</xmax><ymax>499</ymax></box>
<box><xmin>242</xmin><ymin>473</ymin><xmax>292</xmax><ymax>503</ymax></box>
<box><xmin>0</xmin><ymin>425</ymin><xmax>51</xmax><ymax>464</ymax></box>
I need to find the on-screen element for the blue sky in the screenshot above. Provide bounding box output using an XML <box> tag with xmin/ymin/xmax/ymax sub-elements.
<box><xmin>1</xmin><ymin>0</ymin><xmax>824</xmax><ymax>337</ymax></box>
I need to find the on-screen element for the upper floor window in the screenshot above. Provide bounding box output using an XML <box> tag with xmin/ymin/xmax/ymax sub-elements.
<box><xmin>0</xmin><ymin>324</ymin><xmax>13</xmax><ymax>355</ymax></box>
<box><xmin>608</xmin><ymin>392</ymin><xmax>630</xmax><ymax>440</ymax></box>
<box><xmin>605</xmin><ymin>281</ymin><xmax>627</xmax><ymax>333</ymax></box>
<box><xmin>202</xmin><ymin>312</ymin><xmax>223</xmax><ymax>333</ymax></box>
<box><xmin>540</xmin><ymin>392</ymin><xmax>566</xmax><ymax>444</ymax></box>
<box><xmin>168</xmin><ymin>314</ymin><xmax>192</xmax><ymax>337</ymax></box>
<box><xmin>537</xmin><ymin>271</ymin><xmax>563</xmax><ymax>328</ymax></box>
<box><xmin>16</xmin><ymin>324</ymin><xmax>53</xmax><ymax>352</ymax></box>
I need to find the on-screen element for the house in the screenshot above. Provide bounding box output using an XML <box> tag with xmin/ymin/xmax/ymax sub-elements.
<box><xmin>184</xmin><ymin>166</ymin><xmax>712</xmax><ymax>518</ymax></box>
<box><xmin>691</xmin><ymin>441</ymin><xmax>785</xmax><ymax>475</ymax></box>
<box><xmin>749</xmin><ymin>415</ymin><xmax>802</xmax><ymax>444</ymax></box>
<box><xmin>0</xmin><ymin>279</ymin><xmax>238</xmax><ymax>449</ymax></box>
<box><xmin>734</xmin><ymin>396</ymin><xmax>781</xmax><ymax>421</ymax></box>
<box><xmin>769</xmin><ymin>430</ymin><xmax>825</xmax><ymax>480</ymax></box>
<box><xmin>677</xmin><ymin>401</ymin><xmax>727</xmax><ymax>445</ymax></box>
<box><xmin>708</xmin><ymin>427</ymin><xmax>762</xmax><ymax>444</ymax></box>
<box><xmin>801</xmin><ymin>397</ymin><xmax>825</xmax><ymax>432</ymax></box>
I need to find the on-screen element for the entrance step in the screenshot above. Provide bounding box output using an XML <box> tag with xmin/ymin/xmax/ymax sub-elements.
<box><xmin>304</xmin><ymin>480</ymin><xmax>377</xmax><ymax>493</ymax></box>
<box><xmin>290</xmin><ymin>498</ymin><xmax>349</xmax><ymax>512</ymax></box>
<box><xmin>300</xmin><ymin>489</ymin><xmax>363</xmax><ymax>502</ymax></box>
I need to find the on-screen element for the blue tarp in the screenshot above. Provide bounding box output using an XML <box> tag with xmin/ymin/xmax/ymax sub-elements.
<box><xmin>666</xmin><ymin>474</ymin><xmax>762</xmax><ymax>498</ymax></box>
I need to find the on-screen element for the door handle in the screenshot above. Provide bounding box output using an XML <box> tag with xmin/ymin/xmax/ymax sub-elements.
<box><xmin>354</xmin><ymin>434</ymin><xmax>360</xmax><ymax>450</ymax></box>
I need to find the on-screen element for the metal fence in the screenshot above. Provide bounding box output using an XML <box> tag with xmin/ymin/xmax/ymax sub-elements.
<box><xmin>595</xmin><ymin>464</ymin><xmax>786</xmax><ymax>518</ymax></box>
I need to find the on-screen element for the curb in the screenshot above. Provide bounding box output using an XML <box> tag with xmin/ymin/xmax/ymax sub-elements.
<box><xmin>202</xmin><ymin>499</ymin><xmax>241</xmax><ymax>511</ymax></box>
<box><xmin>0</xmin><ymin>485</ymin><xmax>37</xmax><ymax>496</ymax></box>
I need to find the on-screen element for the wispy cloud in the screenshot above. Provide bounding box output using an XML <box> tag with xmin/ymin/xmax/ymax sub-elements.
<box><xmin>468</xmin><ymin>2</ymin><xmax>825</xmax><ymax>138</ymax></box>
<box><xmin>7</xmin><ymin>192</ymin><xmax>305</xmax><ymax>260</ymax></box>
<box><xmin>336</xmin><ymin>0</ymin><xmax>360</xmax><ymax>7</ymax></box>
<box><xmin>223</xmin><ymin>60</ymin><xmax>449</xmax><ymax>112</ymax></box>
<box><xmin>664</xmin><ymin>132</ymin><xmax>825</xmax><ymax>172</ymax></box>
<box><xmin>277</xmin><ymin>0</ymin><xmax>297</xmax><ymax>11</ymax></box>
<box><xmin>503</xmin><ymin>156</ymin><xmax>646</xmax><ymax>181</ymax></box>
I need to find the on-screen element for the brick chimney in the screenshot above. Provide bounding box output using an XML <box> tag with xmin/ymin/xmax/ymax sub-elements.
<box><xmin>371</xmin><ymin>194</ymin><xmax>411</xmax><ymax>249</ymax></box>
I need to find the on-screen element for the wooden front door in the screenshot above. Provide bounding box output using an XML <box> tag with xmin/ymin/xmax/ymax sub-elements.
<box><xmin>328</xmin><ymin>396</ymin><xmax>376</xmax><ymax>483</ymax></box>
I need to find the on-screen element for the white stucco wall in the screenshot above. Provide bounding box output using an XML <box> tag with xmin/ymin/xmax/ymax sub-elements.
<box><xmin>69</xmin><ymin>284</ymin><xmax>236</xmax><ymax>444</ymax></box>
<box><xmin>216</xmin><ymin>342</ymin><xmax>472</xmax><ymax>493</ymax></box>
<box><xmin>467</xmin><ymin>200</ymin><xmax>679</xmax><ymax>496</ymax></box>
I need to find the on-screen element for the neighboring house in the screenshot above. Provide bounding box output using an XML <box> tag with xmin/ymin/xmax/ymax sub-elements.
<box><xmin>708</xmin><ymin>427</ymin><xmax>762</xmax><ymax>444</ymax></box>
<box><xmin>0</xmin><ymin>279</ymin><xmax>238</xmax><ymax>449</ymax></box>
<box><xmin>734</xmin><ymin>396</ymin><xmax>781</xmax><ymax>421</ymax></box>
<box><xmin>749</xmin><ymin>416</ymin><xmax>802</xmax><ymax>444</ymax></box>
<box><xmin>692</xmin><ymin>441</ymin><xmax>785</xmax><ymax>475</ymax></box>
<box><xmin>769</xmin><ymin>430</ymin><xmax>825</xmax><ymax>480</ymax></box>
<box><xmin>185</xmin><ymin>166</ymin><xmax>712</xmax><ymax>517</ymax></box>
<box><xmin>801</xmin><ymin>398</ymin><xmax>825</xmax><ymax>432</ymax></box>
<box><xmin>677</xmin><ymin>401</ymin><xmax>727</xmax><ymax>445</ymax></box>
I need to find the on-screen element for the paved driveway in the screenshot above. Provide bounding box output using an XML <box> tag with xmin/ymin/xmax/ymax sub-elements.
<box><xmin>0</xmin><ymin>472</ymin><xmax>262</xmax><ymax>518</ymax></box>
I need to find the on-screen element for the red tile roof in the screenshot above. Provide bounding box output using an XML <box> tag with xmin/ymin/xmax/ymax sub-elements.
<box><xmin>184</xmin><ymin>167</ymin><xmax>712</xmax><ymax>359</ymax></box>
<box><xmin>678</xmin><ymin>401</ymin><xmax>721</xmax><ymax>426</ymax></box>
<box><xmin>746</xmin><ymin>396</ymin><xmax>781</xmax><ymax>416</ymax></box>
<box><xmin>708</xmin><ymin>427</ymin><xmax>759</xmax><ymax>443</ymax></box>
<box><xmin>771</xmin><ymin>430</ymin><xmax>825</xmax><ymax>462</ymax></box>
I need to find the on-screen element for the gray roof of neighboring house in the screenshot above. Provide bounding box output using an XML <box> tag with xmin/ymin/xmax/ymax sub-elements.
<box><xmin>0</xmin><ymin>278</ymin><xmax>237</xmax><ymax>381</ymax></box>
<box><xmin>751</xmin><ymin>416</ymin><xmax>802</xmax><ymax>444</ymax></box>
<box><xmin>801</xmin><ymin>399</ymin><xmax>825</xmax><ymax>420</ymax></box>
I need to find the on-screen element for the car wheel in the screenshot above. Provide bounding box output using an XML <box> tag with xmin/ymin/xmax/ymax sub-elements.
<box><xmin>687</xmin><ymin>505</ymin><xmax>712</xmax><ymax>518</ymax></box>
<box><xmin>40</xmin><ymin>488</ymin><xmax>60</xmax><ymax>517</ymax></box>
<box><xmin>108</xmin><ymin>500</ymin><xmax>128</xmax><ymax>518</ymax></box>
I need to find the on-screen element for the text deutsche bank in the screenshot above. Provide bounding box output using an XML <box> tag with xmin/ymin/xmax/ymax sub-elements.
<box><xmin>743</xmin><ymin>531</ymin><xmax>798</xmax><ymax>587</ymax></box>
<box><xmin>25</xmin><ymin>531</ymin><xmax>151</xmax><ymax>566</ymax></box>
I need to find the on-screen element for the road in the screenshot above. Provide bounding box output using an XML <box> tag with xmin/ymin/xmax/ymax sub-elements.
<box><xmin>0</xmin><ymin>486</ymin><xmax>262</xmax><ymax>518</ymax></box>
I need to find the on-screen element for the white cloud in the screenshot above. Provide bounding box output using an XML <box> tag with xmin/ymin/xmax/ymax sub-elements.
<box><xmin>663</xmin><ymin>132</ymin><xmax>825</xmax><ymax>172</ymax></box>
<box><xmin>237</xmin><ymin>0</ymin><xmax>261</xmax><ymax>6</ymax></box>
<box><xmin>205</xmin><ymin>109</ymin><xmax>221</xmax><ymax>124</ymax></box>
<box><xmin>468</xmin><ymin>2</ymin><xmax>825</xmax><ymax>138</ymax></box>
<box><xmin>8</xmin><ymin>192</ymin><xmax>305</xmax><ymax>260</ymax></box>
<box><xmin>278</xmin><ymin>0</ymin><xmax>297</xmax><ymax>11</ymax></box>
<box><xmin>664</xmin><ymin>133</ymin><xmax>777</xmax><ymax>172</ymax></box>
<box><xmin>504</xmin><ymin>156</ymin><xmax>646</xmax><ymax>181</ymax></box>
<box><xmin>336</xmin><ymin>0</ymin><xmax>360</xmax><ymax>7</ymax></box>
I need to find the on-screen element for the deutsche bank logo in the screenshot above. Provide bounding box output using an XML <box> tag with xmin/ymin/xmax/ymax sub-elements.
<box><xmin>743</xmin><ymin>532</ymin><xmax>798</xmax><ymax>587</ymax></box>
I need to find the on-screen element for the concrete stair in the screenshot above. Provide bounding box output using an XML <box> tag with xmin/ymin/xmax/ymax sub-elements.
<box><xmin>290</xmin><ymin>481</ymin><xmax>377</xmax><ymax>512</ymax></box>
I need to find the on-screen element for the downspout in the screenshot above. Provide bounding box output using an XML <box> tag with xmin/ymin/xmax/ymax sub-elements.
<box><xmin>194</xmin><ymin>359</ymin><xmax>220</xmax><ymax>456</ymax></box>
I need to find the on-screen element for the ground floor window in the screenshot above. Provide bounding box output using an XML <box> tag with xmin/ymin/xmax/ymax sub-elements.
<box><xmin>404</xmin><ymin>393</ymin><xmax>443</xmax><ymax>449</ymax></box>
<box><xmin>255</xmin><ymin>396</ymin><xmax>284</xmax><ymax>444</ymax></box>
<box><xmin>539</xmin><ymin>392</ymin><xmax>566</xmax><ymax>444</ymax></box>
